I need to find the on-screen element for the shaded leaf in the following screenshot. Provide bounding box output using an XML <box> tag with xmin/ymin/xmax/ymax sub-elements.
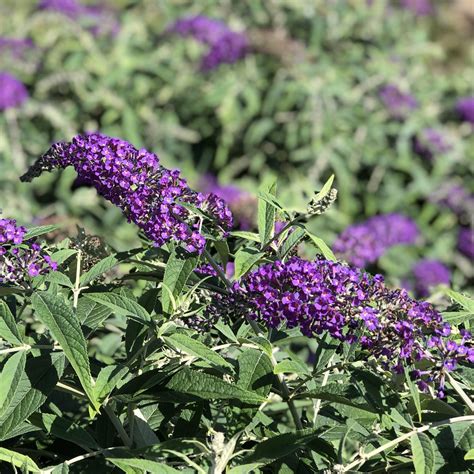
<box><xmin>0</xmin><ymin>300</ymin><xmax>22</xmax><ymax>345</ymax></box>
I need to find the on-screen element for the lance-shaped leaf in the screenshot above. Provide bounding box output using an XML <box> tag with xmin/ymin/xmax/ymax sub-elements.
<box><xmin>0</xmin><ymin>351</ymin><xmax>26</xmax><ymax>417</ymax></box>
<box><xmin>31</xmin><ymin>292</ymin><xmax>98</xmax><ymax>409</ymax></box>
<box><xmin>411</xmin><ymin>432</ymin><xmax>435</xmax><ymax>474</ymax></box>
<box><xmin>234</xmin><ymin>247</ymin><xmax>263</xmax><ymax>280</ymax></box>
<box><xmin>258</xmin><ymin>179</ymin><xmax>277</xmax><ymax>246</ymax></box>
<box><xmin>0</xmin><ymin>300</ymin><xmax>22</xmax><ymax>345</ymax></box>
<box><xmin>85</xmin><ymin>293</ymin><xmax>151</xmax><ymax>322</ymax></box>
<box><xmin>80</xmin><ymin>254</ymin><xmax>118</xmax><ymax>286</ymax></box>
<box><xmin>306</xmin><ymin>230</ymin><xmax>336</xmax><ymax>261</ymax></box>
<box><xmin>0</xmin><ymin>448</ymin><xmax>40</xmax><ymax>472</ymax></box>
<box><xmin>23</xmin><ymin>224</ymin><xmax>59</xmax><ymax>240</ymax></box>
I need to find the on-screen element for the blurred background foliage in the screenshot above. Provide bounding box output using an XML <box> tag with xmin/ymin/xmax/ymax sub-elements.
<box><xmin>0</xmin><ymin>0</ymin><xmax>472</xmax><ymax>289</ymax></box>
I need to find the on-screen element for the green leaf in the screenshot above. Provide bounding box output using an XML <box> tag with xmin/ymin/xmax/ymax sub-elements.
<box><xmin>278</xmin><ymin>227</ymin><xmax>306</xmax><ymax>259</ymax></box>
<box><xmin>237</xmin><ymin>348</ymin><xmax>273</xmax><ymax>397</ymax></box>
<box><xmin>108</xmin><ymin>457</ymin><xmax>181</xmax><ymax>473</ymax></box>
<box><xmin>465</xmin><ymin>448</ymin><xmax>474</xmax><ymax>460</ymax></box>
<box><xmin>31</xmin><ymin>292</ymin><xmax>98</xmax><ymax>409</ymax></box>
<box><xmin>0</xmin><ymin>351</ymin><xmax>26</xmax><ymax>416</ymax></box>
<box><xmin>411</xmin><ymin>432</ymin><xmax>435</xmax><ymax>474</ymax></box>
<box><xmin>166</xmin><ymin>367</ymin><xmax>265</xmax><ymax>404</ymax></box>
<box><xmin>85</xmin><ymin>293</ymin><xmax>151</xmax><ymax>322</ymax></box>
<box><xmin>164</xmin><ymin>333</ymin><xmax>233</xmax><ymax>369</ymax></box>
<box><xmin>0</xmin><ymin>300</ymin><xmax>22</xmax><ymax>345</ymax></box>
<box><xmin>93</xmin><ymin>365</ymin><xmax>129</xmax><ymax>404</ymax></box>
<box><xmin>258</xmin><ymin>179</ymin><xmax>277</xmax><ymax>245</ymax></box>
<box><xmin>162</xmin><ymin>249</ymin><xmax>198</xmax><ymax>314</ymax></box>
<box><xmin>77</xmin><ymin>297</ymin><xmax>112</xmax><ymax>328</ymax></box>
<box><xmin>42</xmin><ymin>271</ymin><xmax>74</xmax><ymax>288</ymax></box>
<box><xmin>80</xmin><ymin>254</ymin><xmax>118</xmax><ymax>286</ymax></box>
<box><xmin>0</xmin><ymin>447</ymin><xmax>40</xmax><ymax>472</ymax></box>
<box><xmin>433</xmin><ymin>422</ymin><xmax>474</xmax><ymax>472</ymax></box>
<box><xmin>230</xmin><ymin>231</ymin><xmax>261</xmax><ymax>242</ymax></box>
<box><xmin>311</xmin><ymin>174</ymin><xmax>335</xmax><ymax>204</ymax></box>
<box><xmin>49</xmin><ymin>248</ymin><xmax>77</xmax><ymax>265</ymax></box>
<box><xmin>404</xmin><ymin>365</ymin><xmax>422</xmax><ymax>423</ymax></box>
<box><xmin>228</xmin><ymin>463</ymin><xmax>263</xmax><ymax>474</ymax></box>
<box><xmin>442</xmin><ymin>311</ymin><xmax>474</xmax><ymax>324</ymax></box>
<box><xmin>0</xmin><ymin>353</ymin><xmax>65</xmax><ymax>441</ymax></box>
<box><xmin>447</xmin><ymin>290</ymin><xmax>474</xmax><ymax>314</ymax></box>
<box><xmin>234</xmin><ymin>248</ymin><xmax>263</xmax><ymax>279</ymax></box>
<box><xmin>305</xmin><ymin>231</ymin><xmax>336</xmax><ymax>261</ymax></box>
<box><xmin>23</xmin><ymin>224</ymin><xmax>59</xmax><ymax>240</ymax></box>
<box><xmin>274</xmin><ymin>359</ymin><xmax>310</xmax><ymax>376</ymax></box>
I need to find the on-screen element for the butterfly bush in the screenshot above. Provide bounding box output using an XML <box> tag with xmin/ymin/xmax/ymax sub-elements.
<box><xmin>206</xmin><ymin>256</ymin><xmax>472</xmax><ymax>396</ymax></box>
<box><xmin>0</xmin><ymin>72</ymin><xmax>28</xmax><ymax>110</ymax></box>
<box><xmin>20</xmin><ymin>134</ymin><xmax>233</xmax><ymax>254</ymax></box>
<box><xmin>169</xmin><ymin>15</ymin><xmax>249</xmax><ymax>70</ymax></box>
<box><xmin>412</xmin><ymin>259</ymin><xmax>450</xmax><ymax>297</ymax></box>
<box><xmin>199</xmin><ymin>175</ymin><xmax>256</xmax><ymax>230</ymax></box>
<box><xmin>456</xmin><ymin>96</ymin><xmax>474</xmax><ymax>124</ymax></box>
<box><xmin>458</xmin><ymin>227</ymin><xmax>474</xmax><ymax>259</ymax></box>
<box><xmin>379</xmin><ymin>84</ymin><xmax>418</xmax><ymax>119</ymax></box>
<box><xmin>413</xmin><ymin>128</ymin><xmax>451</xmax><ymax>161</ymax></box>
<box><xmin>333</xmin><ymin>213</ymin><xmax>419</xmax><ymax>267</ymax></box>
<box><xmin>0</xmin><ymin>218</ymin><xmax>57</xmax><ymax>286</ymax></box>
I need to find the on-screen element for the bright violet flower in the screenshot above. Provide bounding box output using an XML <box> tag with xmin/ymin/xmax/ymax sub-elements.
<box><xmin>38</xmin><ymin>0</ymin><xmax>82</xmax><ymax>18</ymax></box>
<box><xmin>169</xmin><ymin>15</ymin><xmax>248</xmax><ymax>70</ymax></box>
<box><xmin>0</xmin><ymin>218</ymin><xmax>57</xmax><ymax>286</ymax></box>
<box><xmin>413</xmin><ymin>128</ymin><xmax>451</xmax><ymax>161</ymax></box>
<box><xmin>400</xmin><ymin>0</ymin><xmax>433</xmax><ymax>16</ymax></box>
<box><xmin>458</xmin><ymin>227</ymin><xmax>474</xmax><ymax>259</ymax></box>
<box><xmin>456</xmin><ymin>97</ymin><xmax>474</xmax><ymax>124</ymax></box>
<box><xmin>333</xmin><ymin>214</ymin><xmax>419</xmax><ymax>268</ymax></box>
<box><xmin>21</xmin><ymin>134</ymin><xmax>233</xmax><ymax>254</ymax></box>
<box><xmin>412</xmin><ymin>259</ymin><xmax>450</xmax><ymax>297</ymax></box>
<box><xmin>0</xmin><ymin>72</ymin><xmax>28</xmax><ymax>110</ymax></box>
<box><xmin>379</xmin><ymin>84</ymin><xmax>418</xmax><ymax>119</ymax></box>
<box><xmin>206</xmin><ymin>256</ymin><xmax>472</xmax><ymax>396</ymax></box>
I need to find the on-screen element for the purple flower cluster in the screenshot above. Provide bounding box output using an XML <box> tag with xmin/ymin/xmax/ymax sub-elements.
<box><xmin>400</xmin><ymin>0</ymin><xmax>433</xmax><ymax>16</ymax></box>
<box><xmin>0</xmin><ymin>218</ymin><xmax>57</xmax><ymax>286</ymax></box>
<box><xmin>432</xmin><ymin>184</ymin><xmax>474</xmax><ymax>222</ymax></box>
<box><xmin>333</xmin><ymin>214</ymin><xmax>419</xmax><ymax>267</ymax></box>
<box><xmin>199</xmin><ymin>175</ymin><xmax>256</xmax><ymax>230</ymax></box>
<box><xmin>207</xmin><ymin>256</ymin><xmax>472</xmax><ymax>395</ymax></box>
<box><xmin>195</xmin><ymin>262</ymin><xmax>235</xmax><ymax>279</ymax></box>
<box><xmin>412</xmin><ymin>259</ymin><xmax>450</xmax><ymax>297</ymax></box>
<box><xmin>413</xmin><ymin>128</ymin><xmax>451</xmax><ymax>161</ymax></box>
<box><xmin>20</xmin><ymin>134</ymin><xmax>233</xmax><ymax>254</ymax></box>
<box><xmin>379</xmin><ymin>84</ymin><xmax>418</xmax><ymax>119</ymax></box>
<box><xmin>38</xmin><ymin>0</ymin><xmax>82</xmax><ymax>18</ymax></box>
<box><xmin>0</xmin><ymin>72</ymin><xmax>28</xmax><ymax>110</ymax></box>
<box><xmin>0</xmin><ymin>37</ymin><xmax>34</xmax><ymax>58</ymax></box>
<box><xmin>169</xmin><ymin>15</ymin><xmax>249</xmax><ymax>70</ymax></box>
<box><xmin>456</xmin><ymin>97</ymin><xmax>474</xmax><ymax>124</ymax></box>
<box><xmin>458</xmin><ymin>227</ymin><xmax>474</xmax><ymax>259</ymax></box>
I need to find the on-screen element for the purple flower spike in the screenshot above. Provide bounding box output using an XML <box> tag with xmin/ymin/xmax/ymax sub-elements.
<box><xmin>0</xmin><ymin>218</ymin><xmax>57</xmax><ymax>286</ymax></box>
<box><xmin>413</xmin><ymin>128</ymin><xmax>451</xmax><ymax>161</ymax></box>
<box><xmin>333</xmin><ymin>214</ymin><xmax>419</xmax><ymax>268</ymax></box>
<box><xmin>0</xmin><ymin>72</ymin><xmax>28</xmax><ymax>110</ymax></box>
<box><xmin>20</xmin><ymin>134</ymin><xmax>233</xmax><ymax>254</ymax></box>
<box><xmin>456</xmin><ymin>97</ymin><xmax>474</xmax><ymax>125</ymax></box>
<box><xmin>400</xmin><ymin>0</ymin><xmax>433</xmax><ymax>16</ymax></box>
<box><xmin>412</xmin><ymin>259</ymin><xmax>450</xmax><ymax>297</ymax></box>
<box><xmin>379</xmin><ymin>84</ymin><xmax>418</xmax><ymax>119</ymax></box>
<box><xmin>458</xmin><ymin>227</ymin><xmax>474</xmax><ymax>259</ymax></box>
<box><xmin>169</xmin><ymin>15</ymin><xmax>248</xmax><ymax>70</ymax></box>
<box><xmin>206</xmin><ymin>256</ymin><xmax>472</xmax><ymax>396</ymax></box>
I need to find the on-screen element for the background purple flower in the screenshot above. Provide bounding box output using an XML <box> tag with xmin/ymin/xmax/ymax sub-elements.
<box><xmin>21</xmin><ymin>134</ymin><xmax>233</xmax><ymax>254</ymax></box>
<box><xmin>333</xmin><ymin>213</ymin><xmax>419</xmax><ymax>267</ymax></box>
<box><xmin>199</xmin><ymin>175</ymin><xmax>256</xmax><ymax>230</ymax></box>
<box><xmin>38</xmin><ymin>0</ymin><xmax>82</xmax><ymax>18</ymax></box>
<box><xmin>413</xmin><ymin>128</ymin><xmax>451</xmax><ymax>161</ymax></box>
<box><xmin>400</xmin><ymin>0</ymin><xmax>433</xmax><ymax>16</ymax></box>
<box><xmin>169</xmin><ymin>15</ymin><xmax>249</xmax><ymax>70</ymax></box>
<box><xmin>432</xmin><ymin>184</ymin><xmax>474</xmax><ymax>222</ymax></box>
<box><xmin>0</xmin><ymin>72</ymin><xmax>28</xmax><ymax>110</ymax></box>
<box><xmin>379</xmin><ymin>84</ymin><xmax>418</xmax><ymax>119</ymax></box>
<box><xmin>412</xmin><ymin>259</ymin><xmax>450</xmax><ymax>297</ymax></box>
<box><xmin>456</xmin><ymin>97</ymin><xmax>474</xmax><ymax>124</ymax></box>
<box><xmin>0</xmin><ymin>218</ymin><xmax>57</xmax><ymax>286</ymax></box>
<box><xmin>0</xmin><ymin>37</ymin><xmax>34</xmax><ymax>58</ymax></box>
<box><xmin>458</xmin><ymin>227</ymin><xmax>474</xmax><ymax>259</ymax></box>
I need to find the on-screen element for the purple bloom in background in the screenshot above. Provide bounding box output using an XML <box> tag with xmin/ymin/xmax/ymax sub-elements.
<box><xmin>458</xmin><ymin>227</ymin><xmax>474</xmax><ymax>259</ymax></box>
<box><xmin>206</xmin><ymin>256</ymin><xmax>472</xmax><ymax>396</ymax></box>
<box><xmin>412</xmin><ymin>259</ymin><xmax>450</xmax><ymax>297</ymax></box>
<box><xmin>400</xmin><ymin>0</ymin><xmax>433</xmax><ymax>16</ymax></box>
<box><xmin>432</xmin><ymin>184</ymin><xmax>474</xmax><ymax>222</ymax></box>
<box><xmin>0</xmin><ymin>72</ymin><xmax>28</xmax><ymax>110</ymax></box>
<box><xmin>199</xmin><ymin>175</ymin><xmax>256</xmax><ymax>230</ymax></box>
<box><xmin>379</xmin><ymin>84</ymin><xmax>418</xmax><ymax>119</ymax></box>
<box><xmin>456</xmin><ymin>97</ymin><xmax>474</xmax><ymax>124</ymax></box>
<box><xmin>0</xmin><ymin>218</ymin><xmax>57</xmax><ymax>286</ymax></box>
<box><xmin>169</xmin><ymin>15</ymin><xmax>249</xmax><ymax>70</ymax></box>
<box><xmin>0</xmin><ymin>37</ymin><xmax>34</xmax><ymax>58</ymax></box>
<box><xmin>413</xmin><ymin>128</ymin><xmax>451</xmax><ymax>161</ymax></box>
<box><xmin>333</xmin><ymin>214</ymin><xmax>419</xmax><ymax>267</ymax></box>
<box><xmin>20</xmin><ymin>134</ymin><xmax>233</xmax><ymax>254</ymax></box>
<box><xmin>38</xmin><ymin>0</ymin><xmax>82</xmax><ymax>18</ymax></box>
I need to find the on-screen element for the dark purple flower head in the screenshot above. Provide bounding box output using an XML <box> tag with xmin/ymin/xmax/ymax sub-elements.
<box><xmin>199</xmin><ymin>175</ymin><xmax>256</xmax><ymax>230</ymax></box>
<box><xmin>413</xmin><ymin>128</ymin><xmax>451</xmax><ymax>161</ymax></box>
<box><xmin>169</xmin><ymin>15</ymin><xmax>248</xmax><ymax>70</ymax></box>
<box><xmin>379</xmin><ymin>84</ymin><xmax>418</xmax><ymax>119</ymax></box>
<box><xmin>0</xmin><ymin>218</ymin><xmax>57</xmax><ymax>286</ymax></box>
<box><xmin>206</xmin><ymin>256</ymin><xmax>472</xmax><ymax>395</ymax></box>
<box><xmin>458</xmin><ymin>227</ymin><xmax>474</xmax><ymax>259</ymax></box>
<box><xmin>20</xmin><ymin>134</ymin><xmax>233</xmax><ymax>254</ymax></box>
<box><xmin>412</xmin><ymin>259</ymin><xmax>450</xmax><ymax>297</ymax></box>
<box><xmin>400</xmin><ymin>0</ymin><xmax>433</xmax><ymax>16</ymax></box>
<box><xmin>432</xmin><ymin>184</ymin><xmax>474</xmax><ymax>223</ymax></box>
<box><xmin>333</xmin><ymin>214</ymin><xmax>419</xmax><ymax>268</ymax></box>
<box><xmin>456</xmin><ymin>97</ymin><xmax>474</xmax><ymax>124</ymax></box>
<box><xmin>0</xmin><ymin>72</ymin><xmax>28</xmax><ymax>110</ymax></box>
<box><xmin>0</xmin><ymin>37</ymin><xmax>34</xmax><ymax>58</ymax></box>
